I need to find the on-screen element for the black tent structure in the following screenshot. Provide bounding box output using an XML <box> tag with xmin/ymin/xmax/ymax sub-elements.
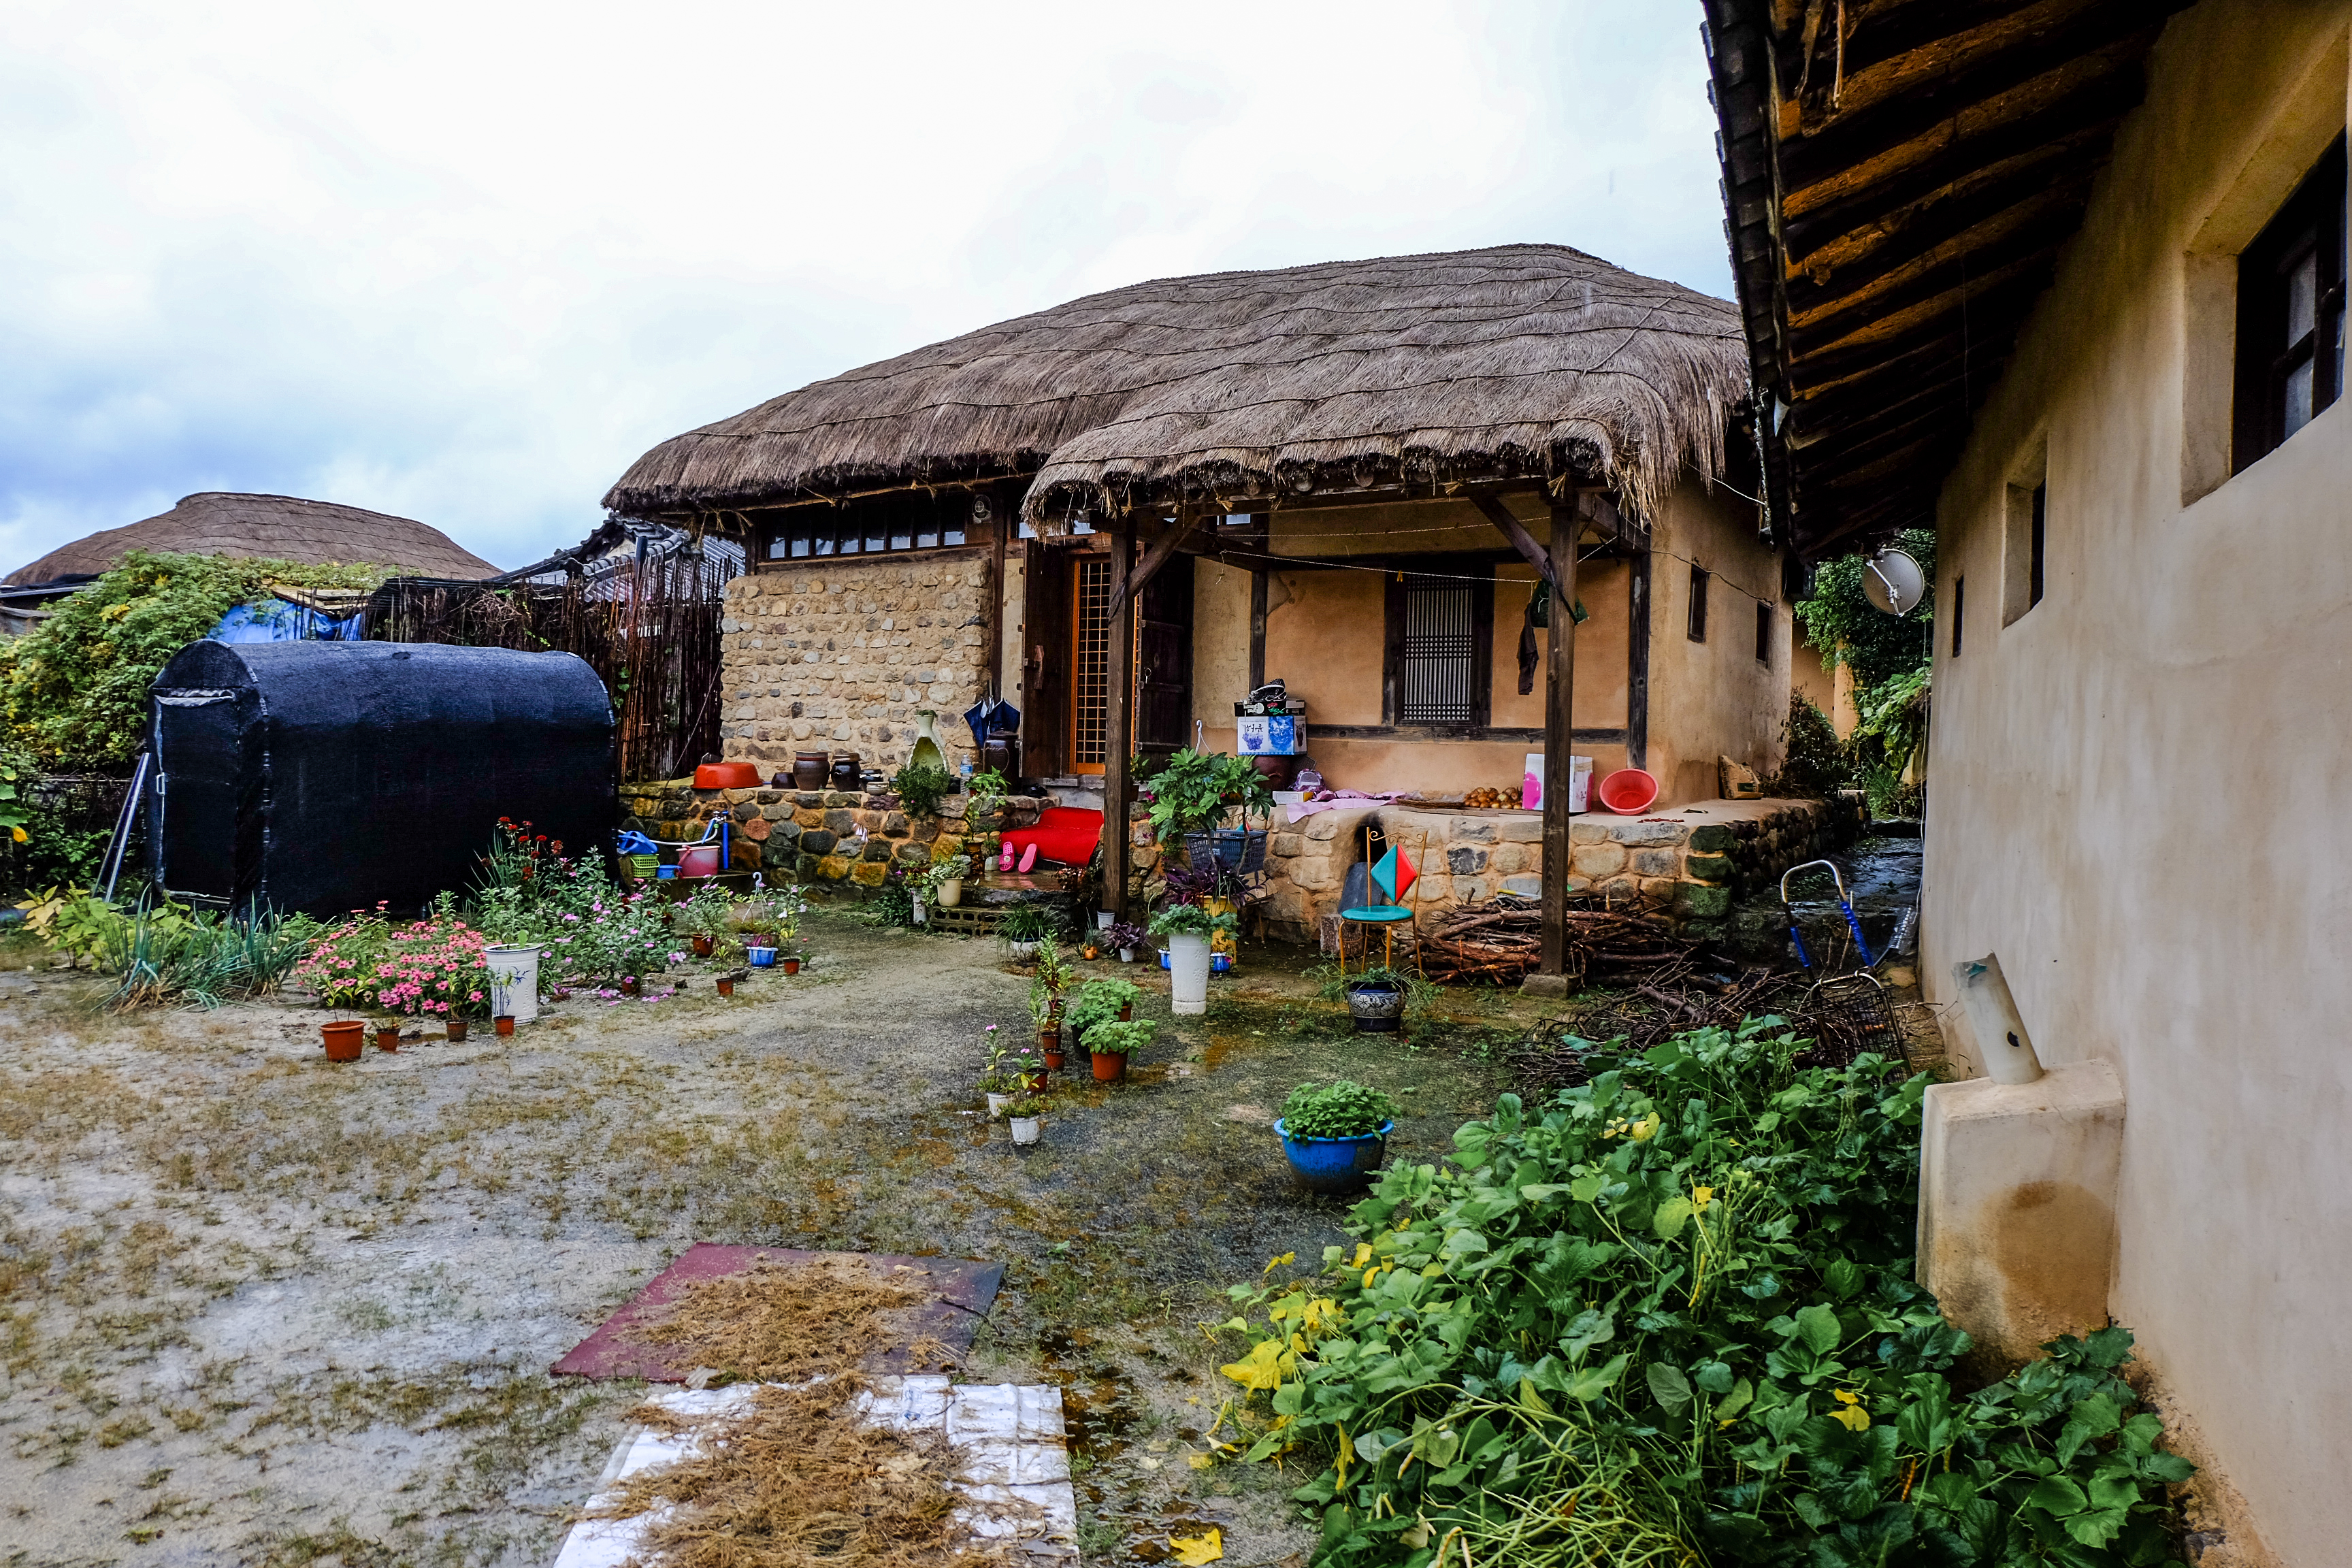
<box><xmin>146</xmin><ymin>641</ymin><xmax>615</xmax><ymax>916</ymax></box>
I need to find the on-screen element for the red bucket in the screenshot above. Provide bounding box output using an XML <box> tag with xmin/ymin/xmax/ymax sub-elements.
<box><xmin>1596</xmin><ymin>768</ymin><xmax>1660</xmax><ymax>814</ymax></box>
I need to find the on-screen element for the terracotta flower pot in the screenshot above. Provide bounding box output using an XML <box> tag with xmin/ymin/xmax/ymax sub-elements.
<box><xmin>1040</xmin><ymin>1028</ymin><xmax>1064</xmax><ymax>1072</ymax></box>
<box><xmin>1019</xmin><ymin>1070</ymin><xmax>1049</xmax><ymax>1092</ymax></box>
<box><xmin>781</xmin><ymin>957</ymin><xmax>802</xmax><ymax>975</ymax></box>
<box><xmin>322</xmin><ymin>1021</ymin><xmax>363</xmax><ymax>1062</ymax></box>
<box><xmin>717</xmin><ymin>977</ymin><xmax>735</xmax><ymax>996</ymax></box>
<box><xmin>446</xmin><ymin>1019</ymin><xmax>469</xmax><ymax>1043</ymax></box>
<box><xmin>1091</xmin><ymin>1050</ymin><xmax>1128</xmax><ymax>1083</ymax></box>
<box><xmin>374</xmin><ymin>1025</ymin><xmax>399</xmax><ymax>1054</ymax></box>
<box><xmin>691</xmin><ymin>936</ymin><xmax>714</xmax><ymax>958</ymax></box>
<box><xmin>621</xmin><ymin>977</ymin><xmax>641</xmax><ymax>996</ymax></box>
<box><xmin>1120</xmin><ymin>1002</ymin><xmax>1135</xmax><ymax>1021</ymax></box>
<box><xmin>495</xmin><ymin>1015</ymin><xmax>515</xmax><ymax>1037</ymax></box>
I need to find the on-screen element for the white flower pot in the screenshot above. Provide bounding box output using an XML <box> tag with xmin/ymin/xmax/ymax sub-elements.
<box><xmin>485</xmin><ymin>945</ymin><xmax>540</xmax><ymax>1024</ymax></box>
<box><xmin>1009</xmin><ymin>1116</ymin><xmax>1042</xmax><ymax>1146</ymax></box>
<box><xmin>912</xmin><ymin>898</ymin><xmax>928</xmax><ymax>924</ymax></box>
<box><xmin>1096</xmin><ymin>911</ymin><xmax>1115</xmax><ymax>929</ymax></box>
<box><xmin>938</xmin><ymin>879</ymin><xmax>964</xmax><ymax>908</ymax></box>
<box><xmin>1168</xmin><ymin>932</ymin><xmax>1211</xmax><ymax>1015</ymax></box>
<box><xmin>985</xmin><ymin>1092</ymin><xmax>1011</xmax><ymax>1119</ymax></box>
<box><xmin>1119</xmin><ymin>948</ymin><xmax>1135</xmax><ymax>962</ymax></box>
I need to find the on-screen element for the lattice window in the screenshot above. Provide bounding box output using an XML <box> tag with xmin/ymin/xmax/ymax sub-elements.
<box><xmin>1397</xmin><ymin>582</ymin><xmax>1478</xmax><ymax>725</ymax></box>
<box><xmin>1071</xmin><ymin>557</ymin><xmax>1113</xmax><ymax>770</ymax></box>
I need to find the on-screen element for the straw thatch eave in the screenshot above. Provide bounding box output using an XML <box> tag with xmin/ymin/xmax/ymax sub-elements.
<box><xmin>604</xmin><ymin>245</ymin><xmax>1751</xmax><ymax>534</ymax></box>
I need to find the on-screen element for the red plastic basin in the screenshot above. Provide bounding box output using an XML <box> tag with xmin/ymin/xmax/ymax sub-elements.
<box><xmin>1596</xmin><ymin>768</ymin><xmax>1660</xmax><ymax>814</ymax></box>
<box><xmin>693</xmin><ymin>762</ymin><xmax>762</xmax><ymax>789</ymax></box>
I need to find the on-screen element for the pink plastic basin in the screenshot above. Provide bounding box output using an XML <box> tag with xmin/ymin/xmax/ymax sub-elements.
<box><xmin>676</xmin><ymin>845</ymin><xmax>722</xmax><ymax>877</ymax></box>
<box><xmin>1596</xmin><ymin>768</ymin><xmax>1660</xmax><ymax>815</ymax></box>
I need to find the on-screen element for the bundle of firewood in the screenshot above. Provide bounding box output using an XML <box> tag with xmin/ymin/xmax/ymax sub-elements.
<box><xmin>1418</xmin><ymin>894</ymin><xmax>1690</xmax><ymax>985</ymax></box>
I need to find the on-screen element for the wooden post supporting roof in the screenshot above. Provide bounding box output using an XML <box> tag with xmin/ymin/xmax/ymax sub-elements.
<box><xmin>1100</xmin><ymin>523</ymin><xmax>1137</xmax><ymax>919</ymax></box>
<box><xmin>1540</xmin><ymin>495</ymin><xmax>1580</xmax><ymax>981</ymax></box>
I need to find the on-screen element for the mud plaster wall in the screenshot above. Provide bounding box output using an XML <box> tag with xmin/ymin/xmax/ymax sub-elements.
<box><xmin>719</xmin><ymin>551</ymin><xmax>994</xmax><ymax>776</ymax></box>
<box><xmin>1192</xmin><ymin>559</ymin><xmax>1253</xmax><ymax>755</ymax></box>
<box><xmin>1644</xmin><ymin>482</ymin><xmax>1791</xmax><ymax>806</ymax></box>
<box><xmin>1917</xmin><ymin>9</ymin><xmax>2352</xmax><ymax>1563</ymax></box>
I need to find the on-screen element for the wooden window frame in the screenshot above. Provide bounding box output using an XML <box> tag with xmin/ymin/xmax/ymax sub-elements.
<box><xmin>2234</xmin><ymin>134</ymin><xmax>2348</xmax><ymax>472</ymax></box>
<box><xmin>1382</xmin><ymin>566</ymin><xmax>1495</xmax><ymax>732</ymax></box>
<box><xmin>758</xmin><ymin>502</ymin><xmax>974</xmax><ymax>566</ymax></box>
<box><xmin>1687</xmin><ymin>564</ymin><xmax>1710</xmax><ymax>642</ymax></box>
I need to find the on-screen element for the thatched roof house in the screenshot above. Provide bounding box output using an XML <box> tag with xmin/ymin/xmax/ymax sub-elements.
<box><xmin>5</xmin><ymin>492</ymin><xmax>500</xmax><ymax>586</ymax></box>
<box><xmin>605</xmin><ymin>244</ymin><xmax>1749</xmax><ymax>530</ymax></box>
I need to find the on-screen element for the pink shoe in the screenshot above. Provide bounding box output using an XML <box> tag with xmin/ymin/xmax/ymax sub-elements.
<box><xmin>1017</xmin><ymin>843</ymin><xmax>1039</xmax><ymax>873</ymax></box>
<box><xmin>999</xmin><ymin>841</ymin><xmax>1015</xmax><ymax>872</ymax></box>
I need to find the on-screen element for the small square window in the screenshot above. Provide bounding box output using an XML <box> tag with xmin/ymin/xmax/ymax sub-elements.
<box><xmin>2234</xmin><ymin>135</ymin><xmax>2347</xmax><ymax>471</ymax></box>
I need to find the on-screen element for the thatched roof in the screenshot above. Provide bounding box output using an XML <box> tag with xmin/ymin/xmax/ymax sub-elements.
<box><xmin>5</xmin><ymin>493</ymin><xmax>502</xmax><ymax>585</ymax></box>
<box><xmin>604</xmin><ymin>244</ymin><xmax>1750</xmax><ymax>530</ymax></box>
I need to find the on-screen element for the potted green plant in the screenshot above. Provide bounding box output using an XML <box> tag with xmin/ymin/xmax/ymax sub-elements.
<box><xmin>889</xmin><ymin>760</ymin><xmax>956</xmax><ymax>819</ymax></box>
<box><xmin>1136</xmin><ymin>749</ymin><xmax>1275</xmax><ymax>852</ymax></box>
<box><xmin>1004</xmin><ymin>1094</ymin><xmax>1045</xmax><ymax>1147</ymax></box>
<box><xmin>966</xmin><ymin>768</ymin><xmax>1009</xmax><ymax>860</ymax></box>
<box><xmin>919</xmin><ymin>853</ymin><xmax>973</xmax><ymax>909</ymax></box>
<box><xmin>675</xmin><ymin>886</ymin><xmax>733</xmax><ymax>958</ymax></box>
<box><xmin>1338</xmin><ymin>964</ymin><xmax>1414</xmax><ymax>1034</ymax></box>
<box><xmin>1061</xmin><ymin>978</ymin><xmax>1141</xmax><ymax>1054</ymax></box>
<box><xmin>1275</xmin><ymin>1081</ymin><xmax>1400</xmax><ymax>1194</ymax></box>
<box><xmin>1009</xmin><ymin>1042</ymin><xmax>1049</xmax><ymax>1092</ymax></box>
<box><xmin>1149</xmin><ymin>903</ymin><xmax>1237</xmax><ymax>1015</ymax></box>
<box><xmin>1105</xmin><ymin>919</ymin><xmax>1147</xmax><ymax>963</ymax></box>
<box><xmin>1083</xmin><ymin>1017</ymin><xmax>1156</xmax><ymax>1083</ymax></box>
<box><xmin>979</xmin><ymin>1025</ymin><xmax>1017</xmax><ymax>1116</ymax></box>
<box><xmin>1028</xmin><ymin>981</ymin><xmax>1065</xmax><ymax>1071</ymax></box>
<box><xmin>1001</xmin><ymin>903</ymin><xmax>1054</xmax><ymax>958</ymax></box>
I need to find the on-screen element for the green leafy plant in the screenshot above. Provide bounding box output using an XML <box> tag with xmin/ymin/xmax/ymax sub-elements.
<box><xmin>1001</xmin><ymin>904</ymin><xmax>1056</xmax><ymax>943</ymax></box>
<box><xmin>1208</xmin><ymin>1020</ymin><xmax>2191</xmax><ymax>1568</ymax></box>
<box><xmin>0</xmin><ymin>550</ymin><xmax>391</xmax><ymax>765</ymax></box>
<box><xmin>915</xmin><ymin>854</ymin><xmax>972</xmax><ymax>901</ymax></box>
<box><xmin>1794</xmin><ymin>528</ymin><xmax>1936</xmax><ymax>815</ymax></box>
<box><xmin>1762</xmin><ymin>691</ymin><xmax>1855</xmax><ymax>800</ymax></box>
<box><xmin>1148</xmin><ymin>902</ymin><xmax>1238</xmax><ymax>939</ymax></box>
<box><xmin>671</xmin><ymin>884</ymin><xmax>738</xmax><ymax>943</ymax></box>
<box><xmin>1061</xmin><ymin>978</ymin><xmax>1141</xmax><ymax>1048</ymax></box>
<box><xmin>1277</xmin><ymin>1080</ymin><xmax>1399</xmax><ymax>1139</ymax></box>
<box><xmin>1003</xmin><ymin>1095</ymin><xmax>1046</xmax><ymax>1120</ymax></box>
<box><xmin>1134</xmin><ymin>749</ymin><xmax>1275</xmax><ymax>847</ymax></box>
<box><xmin>105</xmin><ymin>899</ymin><xmax>320</xmax><ymax>1011</ymax></box>
<box><xmin>1082</xmin><ymin>1017</ymin><xmax>1156</xmax><ymax>1058</ymax></box>
<box><xmin>978</xmin><ymin>1024</ymin><xmax>1017</xmax><ymax>1093</ymax></box>
<box><xmin>889</xmin><ymin>761</ymin><xmax>956</xmax><ymax>818</ymax></box>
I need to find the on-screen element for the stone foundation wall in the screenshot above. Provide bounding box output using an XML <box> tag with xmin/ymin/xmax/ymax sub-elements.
<box><xmin>715</xmin><ymin>553</ymin><xmax>994</xmax><ymax>775</ymax></box>
<box><xmin>1238</xmin><ymin>794</ymin><xmax>1865</xmax><ymax>944</ymax></box>
<box><xmin>618</xmin><ymin>778</ymin><xmax>1045</xmax><ymax>893</ymax></box>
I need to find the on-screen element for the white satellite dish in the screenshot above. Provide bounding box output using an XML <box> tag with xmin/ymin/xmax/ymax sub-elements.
<box><xmin>1861</xmin><ymin>549</ymin><xmax>1927</xmax><ymax>616</ymax></box>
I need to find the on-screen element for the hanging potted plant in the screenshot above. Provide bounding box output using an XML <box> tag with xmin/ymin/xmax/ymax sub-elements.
<box><xmin>1004</xmin><ymin>1095</ymin><xmax>1045</xmax><ymax>1147</ymax></box>
<box><xmin>1083</xmin><ymin>1017</ymin><xmax>1156</xmax><ymax>1083</ymax></box>
<box><xmin>1274</xmin><ymin>1080</ymin><xmax>1400</xmax><ymax>1195</ymax></box>
<box><xmin>1148</xmin><ymin>904</ymin><xmax>1237</xmax><ymax>1016</ymax></box>
<box><xmin>1338</xmin><ymin>965</ymin><xmax>1414</xmax><ymax>1034</ymax></box>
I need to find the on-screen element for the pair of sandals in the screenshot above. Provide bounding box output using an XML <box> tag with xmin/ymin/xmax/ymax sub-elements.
<box><xmin>998</xmin><ymin>840</ymin><xmax>1039</xmax><ymax>873</ymax></box>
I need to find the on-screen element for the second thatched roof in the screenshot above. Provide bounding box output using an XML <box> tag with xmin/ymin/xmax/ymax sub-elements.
<box><xmin>604</xmin><ymin>244</ymin><xmax>1750</xmax><ymax>529</ymax></box>
<box><xmin>6</xmin><ymin>493</ymin><xmax>501</xmax><ymax>585</ymax></box>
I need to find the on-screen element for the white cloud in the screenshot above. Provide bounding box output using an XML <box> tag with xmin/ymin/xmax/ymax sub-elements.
<box><xmin>0</xmin><ymin>0</ymin><xmax>1732</xmax><ymax>574</ymax></box>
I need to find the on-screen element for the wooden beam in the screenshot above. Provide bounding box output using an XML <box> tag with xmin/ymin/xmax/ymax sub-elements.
<box><xmin>1540</xmin><ymin>495</ymin><xmax>1578</xmax><ymax>979</ymax></box>
<box><xmin>1792</xmin><ymin>265</ymin><xmax>2053</xmax><ymax>387</ymax></box>
<box><xmin>1789</xmin><ymin>211</ymin><xmax>2082</xmax><ymax>357</ymax></box>
<box><xmin>1113</xmin><ymin>514</ymin><xmax>1196</xmax><ymax>620</ymax></box>
<box><xmin>1784</xmin><ymin>158</ymin><xmax>2102</xmax><ymax>317</ymax></box>
<box><xmin>1578</xmin><ymin>490</ymin><xmax>1630</xmax><ymax>544</ymax></box>
<box><xmin>1469</xmin><ymin>494</ymin><xmax>1557</xmax><ymax>586</ymax></box>
<box><xmin>1101</xmin><ymin>525</ymin><xmax>1135</xmax><ymax>919</ymax></box>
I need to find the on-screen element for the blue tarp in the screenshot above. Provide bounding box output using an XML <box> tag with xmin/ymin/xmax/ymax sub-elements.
<box><xmin>208</xmin><ymin>598</ymin><xmax>365</xmax><ymax>643</ymax></box>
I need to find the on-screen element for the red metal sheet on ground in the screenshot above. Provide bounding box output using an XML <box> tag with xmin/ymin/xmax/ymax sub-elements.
<box><xmin>552</xmin><ymin>1245</ymin><xmax>1004</xmax><ymax>1382</ymax></box>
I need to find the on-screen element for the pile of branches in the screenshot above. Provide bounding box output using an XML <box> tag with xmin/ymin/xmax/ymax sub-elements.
<box><xmin>1417</xmin><ymin>893</ymin><xmax>1691</xmax><ymax>985</ymax></box>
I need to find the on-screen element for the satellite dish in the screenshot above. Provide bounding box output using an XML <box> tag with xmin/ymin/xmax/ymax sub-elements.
<box><xmin>1861</xmin><ymin>549</ymin><xmax>1927</xmax><ymax>616</ymax></box>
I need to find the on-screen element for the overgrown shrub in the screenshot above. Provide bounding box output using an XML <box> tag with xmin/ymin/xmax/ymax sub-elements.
<box><xmin>1211</xmin><ymin>1021</ymin><xmax>2190</xmax><ymax>1568</ymax></box>
<box><xmin>1761</xmin><ymin>692</ymin><xmax>1853</xmax><ymax>800</ymax></box>
<box><xmin>0</xmin><ymin>550</ymin><xmax>389</xmax><ymax>765</ymax></box>
<box><xmin>104</xmin><ymin>900</ymin><xmax>321</xmax><ymax>1010</ymax></box>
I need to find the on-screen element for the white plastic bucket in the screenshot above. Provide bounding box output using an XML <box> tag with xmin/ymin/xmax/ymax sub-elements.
<box><xmin>1522</xmin><ymin>753</ymin><xmax>1593</xmax><ymax>813</ymax></box>
<box><xmin>1168</xmin><ymin>932</ymin><xmax>1212</xmax><ymax>1015</ymax></box>
<box><xmin>485</xmin><ymin>945</ymin><xmax>540</xmax><ymax>1024</ymax></box>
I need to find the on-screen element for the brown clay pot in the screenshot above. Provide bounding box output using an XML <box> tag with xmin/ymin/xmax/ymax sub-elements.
<box><xmin>782</xmin><ymin>957</ymin><xmax>802</xmax><ymax>975</ymax></box>
<box><xmin>621</xmin><ymin>977</ymin><xmax>641</xmax><ymax>996</ymax></box>
<box><xmin>1040</xmin><ymin>1028</ymin><xmax>1064</xmax><ymax>1072</ymax></box>
<box><xmin>495</xmin><ymin>1015</ymin><xmax>515</xmax><ymax>1037</ymax></box>
<box><xmin>1120</xmin><ymin>1002</ymin><xmax>1135</xmax><ymax>1021</ymax></box>
<box><xmin>446</xmin><ymin>1018</ymin><xmax>469</xmax><ymax>1043</ymax></box>
<box><xmin>717</xmin><ymin>977</ymin><xmax>735</xmax><ymax>996</ymax></box>
<box><xmin>691</xmin><ymin>936</ymin><xmax>714</xmax><ymax>958</ymax></box>
<box><xmin>374</xmin><ymin>1025</ymin><xmax>399</xmax><ymax>1054</ymax></box>
<box><xmin>1019</xmin><ymin>1070</ymin><xmax>1049</xmax><ymax>1092</ymax></box>
<box><xmin>1091</xmin><ymin>1051</ymin><xmax>1128</xmax><ymax>1083</ymax></box>
<box><xmin>794</xmin><ymin>751</ymin><xmax>831</xmax><ymax>791</ymax></box>
<box><xmin>322</xmin><ymin>1020</ymin><xmax>363</xmax><ymax>1062</ymax></box>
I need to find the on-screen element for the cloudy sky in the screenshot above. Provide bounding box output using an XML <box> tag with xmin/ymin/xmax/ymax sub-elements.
<box><xmin>1</xmin><ymin>1</ymin><xmax>1732</xmax><ymax>575</ymax></box>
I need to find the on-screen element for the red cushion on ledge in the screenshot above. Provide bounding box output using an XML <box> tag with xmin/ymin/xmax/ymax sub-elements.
<box><xmin>1000</xmin><ymin>806</ymin><xmax>1105</xmax><ymax>867</ymax></box>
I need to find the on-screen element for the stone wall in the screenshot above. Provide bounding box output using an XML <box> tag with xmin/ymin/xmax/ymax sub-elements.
<box><xmin>617</xmin><ymin>777</ymin><xmax>1045</xmax><ymax>893</ymax></box>
<box><xmin>716</xmin><ymin>552</ymin><xmax>994</xmax><ymax>775</ymax></box>
<box><xmin>1241</xmin><ymin>795</ymin><xmax>1865</xmax><ymax>945</ymax></box>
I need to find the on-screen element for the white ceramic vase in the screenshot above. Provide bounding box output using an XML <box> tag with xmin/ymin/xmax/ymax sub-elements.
<box><xmin>1009</xmin><ymin>1116</ymin><xmax>1042</xmax><ymax>1146</ymax></box>
<box><xmin>938</xmin><ymin>878</ymin><xmax>963</xmax><ymax>907</ymax></box>
<box><xmin>1168</xmin><ymin>932</ymin><xmax>1211</xmax><ymax>1015</ymax></box>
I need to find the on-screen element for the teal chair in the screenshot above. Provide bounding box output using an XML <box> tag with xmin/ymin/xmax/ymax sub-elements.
<box><xmin>1337</xmin><ymin>828</ymin><xmax>1421</xmax><ymax>976</ymax></box>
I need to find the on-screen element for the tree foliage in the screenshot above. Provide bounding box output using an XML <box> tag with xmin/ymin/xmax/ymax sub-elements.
<box><xmin>1792</xmin><ymin>528</ymin><xmax>1936</xmax><ymax>693</ymax></box>
<box><xmin>0</xmin><ymin>550</ymin><xmax>389</xmax><ymax>765</ymax></box>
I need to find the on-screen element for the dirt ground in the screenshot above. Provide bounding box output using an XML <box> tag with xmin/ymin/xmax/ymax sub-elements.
<box><xmin>0</xmin><ymin>911</ymin><xmax>1544</xmax><ymax>1568</ymax></box>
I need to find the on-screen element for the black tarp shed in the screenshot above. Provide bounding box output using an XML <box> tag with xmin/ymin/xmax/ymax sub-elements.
<box><xmin>146</xmin><ymin>640</ymin><xmax>615</xmax><ymax>915</ymax></box>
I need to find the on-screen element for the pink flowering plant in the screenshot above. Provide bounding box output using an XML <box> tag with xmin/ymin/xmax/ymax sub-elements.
<box><xmin>292</xmin><ymin>902</ymin><xmax>492</xmax><ymax>1017</ymax></box>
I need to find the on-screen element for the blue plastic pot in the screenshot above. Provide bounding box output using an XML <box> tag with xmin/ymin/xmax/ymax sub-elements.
<box><xmin>747</xmin><ymin>946</ymin><xmax>777</xmax><ymax>968</ymax></box>
<box><xmin>1275</xmin><ymin>1118</ymin><xmax>1394</xmax><ymax>1196</ymax></box>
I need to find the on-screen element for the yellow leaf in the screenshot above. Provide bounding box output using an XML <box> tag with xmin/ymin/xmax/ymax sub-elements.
<box><xmin>1692</xmin><ymin>1186</ymin><xmax>1714</xmax><ymax>1212</ymax></box>
<box><xmin>9</xmin><ymin>827</ymin><xmax>22</xmax><ymax>844</ymax></box>
<box><xmin>1262</xmin><ymin>1252</ymin><xmax>1296</xmax><ymax>1275</ymax></box>
<box><xmin>1630</xmin><ymin>1112</ymin><xmax>1662</xmax><ymax>1142</ymax></box>
<box><xmin>1218</xmin><ymin>1339</ymin><xmax>1286</xmax><ymax>1391</ymax></box>
<box><xmin>1364</xmin><ymin>1267</ymin><xmax>1380</xmax><ymax>1288</ymax></box>
<box><xmin>1829</xmin><ymin>1404</ymin><xmax>1870</xmax><ymax>1432</ymax></box>
<box><xmin>1170</xmin><ymin>1529</ymin><xmax>1223</xmax><ymax>1566</ymax></box>
<box><xmin>1186</xmin><ymin>1453</ymin><xmax>1216</xmax><ymax>1471</ymax></box>
<box><xmin>1351</xmin><ymin>1242</ymin><xmax>1373</xmax><ymax>1269</ymax></box>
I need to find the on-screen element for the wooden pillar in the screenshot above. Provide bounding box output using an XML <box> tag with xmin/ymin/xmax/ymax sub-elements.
<box><xmin>1102</xmin><ymin>523</ymin><xmax>1136</xmax><ymax>918</ymax></box>
<box><xmin>1248</xmin><ymin>570</ymin><xmax>1268</xmax><ymax>690</ymax></box>
<box><xmin>1627</xmin><ymin>538</ymin><xmax>1652</xmax><ymax>771</ymax></box>
<box><xmin>1540</xmin><ymin>494</ymin><xmax>1580</xmax><ymax>977</ymax></box>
